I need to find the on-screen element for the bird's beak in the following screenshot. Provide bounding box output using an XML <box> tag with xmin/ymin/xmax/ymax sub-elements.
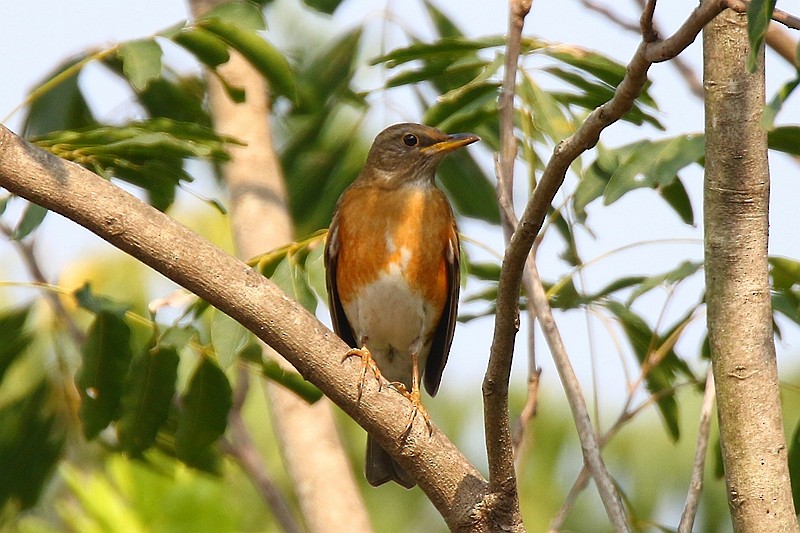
<box><xmin>421</xmin><ymin>133</ymin><xmax>480</xmax><ymax>155</ymax></box>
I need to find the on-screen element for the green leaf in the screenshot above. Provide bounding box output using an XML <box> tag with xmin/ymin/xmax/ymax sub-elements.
<box><xmin>172</xmin><ymin>27</ymin><xmax>231</xmax><ymax>68</ymax></box>
<box><xmin>519</xmin><ymin>74</ymin><xmax>574</xmax><ymax>145</ymax></box>
<box><xmin>74</xmin><ymin>283</ymin><xmax>131</xmax><ymax>317</ymax></box>
<box><xmin>198</xmin><ymin>0</ymin><xmax>266</xmax><ymax>31</ymax></box>
<box><xmin>22</xmin><ymin>55</ymin><xmax>97</xmax><ymax>137</ymax></box>
<box><xmin>658</xmin><ymin>176</ymin><xmax>695</xmax><ymax>226</ymax></box>
<box><xmin>373</xmin><ymin>36</ymin><xmax>506</xmax><ymax>68</ymax></box>
<box><xmin>295</xmin><ymin>29</ymin><xmax>363</xmax><ymax>112</ymax></box>
<box><xmin>746</xmin><ymin>0</ymin><xmax>776</xmax><ymax>73</ymax></box>
<box><xmin>238</xmin><ymin>341</ymin><xmax>322</xmax><ymax>403</ymax></box>
<box><xmin>605</xmin><ymin>301</ymin><xmax>685</xmax><ymax>441</ymax></box>
<box><xmin>768</xmin><ymin>126</ymin><xmax>800</xmax><ymax>156</ymax></box>
<box><xmin>573</xmin><ymin>159</ymin><xmax>610</xmax><ymax>217</ymax></box>
<box><xmin>304</xmin><ymin>242</ymin><xmax>328</xmax><ymax>301</ymax></box>
<box><xmin>769</xmin><ymin>257</ymin><xmax>800</xmax><ymax>325</ymax></box>
<box><xmin>11</xmin><ymin>202</ymin><xmax>48</xmax><ymax>240</ymax></box>
<box><xmin>260</xmin><ymin>357</ymin><xmax>323</xmax><ymax>403</ymax></box>
<box><xmin>176</xmin><ymin>358</ymin><xmax>232</xmax><ymax>470</ymax></box>
<box><xmin>117</xmin><ymin>345</ymin><xmax>179</xmax><ymax>455</ymax></box>
<box><xmin>32</xmin><ymin>118</ymin><xmax>240</xmax><ymax>211</ymax></box>
<box><xmin>788</xmin><ymin>417</ymin><xmax>800</xmax><ymax>512</ymax></box>
<box><xmin>76</xmin><ymin>311</ymin><xmax>135</xmax><ymax>439</ymax></box>
<box><xmin>438</xmin><ymin>150</ymin><xmax>500</xmax><ymax>224</ymax></box>
<box><xmin>0</xmin><ymin>306</ymin><xmax>33</xmax><ymax>384</ymax></box>
<box><xmin>602</xmin><ymin>134</ymin><xmax>704</xmax><ymax>205</ymax></box>
<box><xmin>198</xmin><ymin>18</ymin><xmax>296</xmax><ymax>101</ymax></box>
<box><xmin>0</xmin><ymin>381</ymin><xmax>65</xmax><ymax>510</ymax></box>
<box><xmin>269</xmin><ymin>256</ymin><xmax>318</xmax><ymax>312</ymax></box>
<box><xmin>118</xmin><ymin>39</ymin><xmax>163</xmax><ymax>92</ymax></box>
<box><xmin>770</xmin><ymin>256</ymin><xmax>800</xmax><ymax>290</ymax></box>
<box><xmin>423</xmin><ymin>0</ymin><xmax>464</xmax><ymax>38</ymax></box>
<box><xmin>158</xmin><ymin>324</ymin><xmax>198</xmax><ymax>351</ymax></box>
<box><xmin>301</xmin><ymin>0</ymin><xmax>345</xmax><ymax>15</ymax></box>
<box><xmin>423</xmin><ymin>83</ymin><xmax>499</xmax><ymax>128</ymax></box>
<box><xmin>467</xmin><ymin>261</ymin><xmax>502</xmax><ymax>282</ymax></box>
<box><xmin>210</xmin><ymin>309</ymin><xmax>250</xmax><ymax>369</ymax></box>
<box><xmin>626</xmin><ymin>261</ymin><xmax>703</xmax><ymax>305</ymax></box>
<box><xmin>762</xmin><ymin>77</ymin><xmax>799</xmax><ymax>129</ymax></box>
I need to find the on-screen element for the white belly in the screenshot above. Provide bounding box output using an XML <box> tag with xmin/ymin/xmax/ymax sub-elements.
<box><xmin>343</xmin><ymin>269</ymin><xmax>436</xmax><ymax>386</ymax></box>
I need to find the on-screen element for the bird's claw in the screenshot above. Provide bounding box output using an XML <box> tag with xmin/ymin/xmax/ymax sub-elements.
<box><xmin>388</xmin><ymin>381</ymin><xmax>433</xmax><ymax>439</ymax></box>
<box><xmin>342</xmin><ymin>347</ymin><xmax>382</xmax><ymax>401</ymax></box>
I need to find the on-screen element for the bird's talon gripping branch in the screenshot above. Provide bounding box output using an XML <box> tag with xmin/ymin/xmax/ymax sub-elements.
<box><xmin>390</xmin><ymin>381</ymin><xmax>434</xmax><ymax>439</ymax></box>
<box><xmin>342</xmin><ymin>347</ymin><xmax>382</xmax><ymax>401</ymax></box>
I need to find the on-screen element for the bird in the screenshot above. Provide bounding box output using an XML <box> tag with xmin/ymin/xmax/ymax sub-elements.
<box><xmin>324</xmin><ymin>123</ymin><xmax>479</xmax><ymax>488</ymax></box>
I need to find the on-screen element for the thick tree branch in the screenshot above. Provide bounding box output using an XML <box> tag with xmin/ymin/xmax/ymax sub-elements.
<box><xmin>0</xmin><ymin>125</ymin><xmax>495</xmax><ymax>531</ymax></box>
<box><xmin>703</xmin><ymin>9</ymin><xmax>799</xmax><ymax>530</ymax></box>
<box><xmin>490</xmin><ymin>1</ymin><xmax>726</xmax><ymax>530</ymax></box>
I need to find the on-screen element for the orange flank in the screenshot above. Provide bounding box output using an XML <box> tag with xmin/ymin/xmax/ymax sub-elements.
<box><xmin>334</xmin><ymin>184</ymin><xmax>453</xmax><ymax>314</ymax></box>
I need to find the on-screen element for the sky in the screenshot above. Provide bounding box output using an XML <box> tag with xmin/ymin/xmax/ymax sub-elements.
<box><xmin>1</xmin><ymin>0</ymin><xmax>799</xmax><ymax>444</ymax></box>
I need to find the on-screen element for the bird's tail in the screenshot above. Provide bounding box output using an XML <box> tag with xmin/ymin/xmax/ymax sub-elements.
<box><xmin>365</xmin><ymin>435</ymin><xmax>415</xmax><ymax>489</ymax></box>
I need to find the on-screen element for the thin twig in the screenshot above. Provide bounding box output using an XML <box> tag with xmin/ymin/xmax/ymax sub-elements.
<box><xmin>724</xmin><ymin>0</ymin><xmax>800</xmax><ymax>30</ymax></box>
<box><xmin>596</xmin><ymin>0</ymin><xmax>704</xmax><ymax>98</ymax></box>
<box><xmin>221</xmin><ymin>366</ymin><xmax>301</xmax><ymax>533</ymax></box>
<box><xmin>0</xmin><ymin>221</ymin><xmax>85</xmax><ymax>344</ymax></box>
<box><xmin>678</xmin><ymin>370</ymin><xmax>716</xmax><ymax>532</ymax></box>
<box><xmin>549</xmin><ymin>380</ymin><xmax>700</xmax><ymax>530</ymax></box>
<box><xmin>528</xmin><ymin>258</ymin><xmax>630</xmax><ymax>532</ymax></box>
<box><xmin>580</xmin><ymin>0</ymin><xmax>639</xmax><ymax>32</ymax></box>
<box><xmin>0</xmin><ymin>220</ymin><xmax>84</xmax><ymax>421</ymax></box>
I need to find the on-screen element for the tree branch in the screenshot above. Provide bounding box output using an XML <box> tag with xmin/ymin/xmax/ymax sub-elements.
<box><xmin>489</xmin><ymin>1</ymin><xmax>726</xmax><ymax>530</ymax></box>
<box><xmin>486</xmin><ymin>2</ymin><xmax>531</xmax><ymax>525</ymax></box>
<box><xmin>678</xmin><ymin>370</ymin><xmax>716</xmax><ymax>533</ymax></box>
<box><xmin>703</xmin><ymin>8</ymin><xmax>799</xmax><ymax>529</ymax></box>
<box><xmin>0</xmin><ymin>125</ymin><xmax>495</xmax><ymax>531</ymax></box>
<box><xmin>186</xmin><ymin>0</ymin><xmax>373</xmax><ymax>528</ymax></box>
<box><xmin>724</xmin><ymin>0</ymin><xmax>800</xmax><ymax>30</ymax></box>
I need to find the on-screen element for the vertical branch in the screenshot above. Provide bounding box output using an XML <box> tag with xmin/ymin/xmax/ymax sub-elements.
<box><xmin>494</xmin><ymin>0</ymin><xmax>543</xmax><ymax>458</ymax></box>
<box><xmin>678</xmin><ymin>370</ymin><xmax>716</xmax><ymax>533</ymax></box>
<box><xmin>484</xmin><ymin>1</ymin><xmax>531</xmax><ymax>519</ymax></box>
<box><xmin>703</xmin><ymin>7</ymin><xmax>799</xmax><ymax>531</ymax></box>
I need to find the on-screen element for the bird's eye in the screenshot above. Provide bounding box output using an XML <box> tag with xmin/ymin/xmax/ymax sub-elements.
<box><xmin>402</xmin><ymin>134</ymin><xmax>419</xmax><ymax>147</ymax></box>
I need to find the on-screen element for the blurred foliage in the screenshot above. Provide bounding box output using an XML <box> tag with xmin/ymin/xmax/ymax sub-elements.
<box><xmin>2</xmin><ymin>0</ymin><xmax>800</xmax><ymax>531</ymax></box>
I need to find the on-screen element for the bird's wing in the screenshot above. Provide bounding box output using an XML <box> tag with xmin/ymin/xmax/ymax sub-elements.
<box><xmin>324</xmin><ymin>215</ymin><xmax>358</xmax><ymax>349</ymax></box>
<box><xmin>424</xmin><ymin>224</ymin><xmax>460</xmax><ymax>397</ymax></box>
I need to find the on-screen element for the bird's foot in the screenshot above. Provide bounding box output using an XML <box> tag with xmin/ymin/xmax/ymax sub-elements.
<box><xmin>388</xmin><ymin>382</ymin><xmax>433</xmax><ymax>439</ymax></box>
<box><xmin>342</xmin><ymin>347</ymin><xmax>382</xmax><ymax>401</ymax></box>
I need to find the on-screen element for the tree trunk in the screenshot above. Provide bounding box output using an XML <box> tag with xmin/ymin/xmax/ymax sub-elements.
<box><xmin>703</xmin><ymin>8</ymin><xmax>799</xmax><ymax>531</ymax></box>
<box><xmin>187</xmin><ymin>1</ymin><xmax>373</xmax><ymax>531</ymax></box>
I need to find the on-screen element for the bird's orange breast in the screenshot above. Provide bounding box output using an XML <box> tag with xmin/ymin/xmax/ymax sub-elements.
<box><xmin>334</xmin><ymin>184</ymin><xmax>454</xmax><ymax>314</ymax></box>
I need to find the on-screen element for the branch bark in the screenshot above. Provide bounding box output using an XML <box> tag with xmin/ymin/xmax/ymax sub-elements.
<box><xmin>186</xmin><ymin>1</ymin><xmax>372</xmax><ymax>530</ymax></box>
<box><xmin>703</xmin><ymin>8</ymin><xmax>799</xmax><ymax>531</ymax></box>
<box><xmin>677</xmin><ymin>370</ymin><xmax>716</xmax><ymax>533</ymax></box>
<box><xmin>490</xmin><ymin>1</ymin><xmax>729</xmax><ymax>530</ymax></box>
<box><xmin>0</xmin><ymin>125</ymin><xmax>503</xmax><ymax>531</ymax></box>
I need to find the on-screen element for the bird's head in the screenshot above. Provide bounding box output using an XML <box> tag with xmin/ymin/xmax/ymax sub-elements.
<box><xmin>359</xmin><ymin>123</ymin><xmax>479</xmax><ymax>187</ymax></box>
